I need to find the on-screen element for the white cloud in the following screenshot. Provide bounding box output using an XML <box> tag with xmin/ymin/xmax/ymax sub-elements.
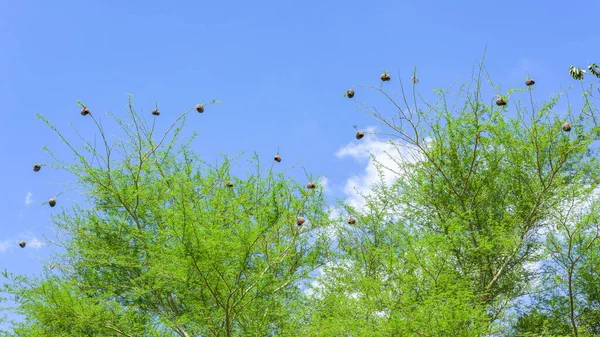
<box><xmin>25</xmin><ymin>192</ymin><xmax>33</xmax><ymax>206</ymax></box>
<box><xmin>335</xmin><ymin>127</ymin><xmax>424</xmax><ymax>209</ymax></box>
<box><xmin>305</xmin><ymin>130</ymin><xmax>425</xmax><ymax>298</ymax></box>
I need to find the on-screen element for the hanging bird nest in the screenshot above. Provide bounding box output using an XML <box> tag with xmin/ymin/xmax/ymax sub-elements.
<box><xmin>562</xmin><ymin>122</ymin><xmax>572</xmax><ymax>132</ymax></box>
<box><xmin>33</xmin><ymin>164</ymin><xmax>42</xmax><ymax>172</ymax></box>
<box><xmin>296</xmin><ymin>216</ymin><xmax>305</xmax><ymax>226</ymax></box>
<box><xmin>152</xmin><ymin>109</ymin><xmax>160</xmax><ymax>116</ymax></box>
<box><xmin>196</xmin><ymin>104</ymin><xmax>204</xmax><ymax>113</ymax></box>
<box><xmin>48</xmin><ymin>197</ymin><xmax>57</xmax><ymax>207</ymax></box>
<box><xmin>306</xmin><ymin>182</ymin><xmax>316</xmax><ymax>189</ymax></box>
<box><xmin>380</xmin><ymin>72</ymin><xmax>391</xmax><ymax>82</ymax></box>
<box><xmin>80</xmin><ymin>107</ymin><xmax>90</xmax><ymax>116</ymax></box>
<box><xmin>347</xmin><ymin>216</ymin><xmax>356</xmax><ymax>224</ymax></box>
<box><xmin>346</xmin><ymin>89</ymin><xmax>355</xmax><ymax>98</ymax></box>
<box><xmin>19</xmin><ymin>241</ymin><xmax>26</xmax><ymax>248</ymax></box>
<box><xmin>525</xmin><ymin>78</ymin><xmax>535</xmax><ymax>86</ymax></box>
<box><xmin>274</xmin><ymin>155</ymin><xmax>282</xmax><ymax>162</ymax></box>
<box><xmin>226</xmin><ymin>180</ymin><xmax>234</xmax><ymax>187</ymax></box>
<box><xmin>496</xmin><ymin>96</ymin><xmax>507</xmax><ymax>106</ymax></box>
<box><xmin>356</xmin><ymin>130</ymin><xmax>365</xmax><ymax>140</ymax></box>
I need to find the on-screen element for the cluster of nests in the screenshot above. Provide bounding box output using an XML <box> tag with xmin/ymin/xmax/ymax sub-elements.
<box><xmin>296</xmin><ymin>215</ymin><xmax>356</xmax><ymax>226</ymax></box>
<box><xmin>33</xmin><ymin>75</ymin><xmax>572</xmax><ymax>248</ymax></box>
<box><xmin>493</xmin><ymin>79</ymin><xmax>571</xmax><ymax>132</ymax></box>
<box><xmin>347</xmin><ymin>75</ymin><xmax>573</xmax><ymax>137</ymax></box>
<box><xmin>23</xmin><ymin>164</ymin><xmax>56</xmax><ymax>248</ymax></box>
<box><xmin>81</xmin><ymin>104</ymin><xmax>207</xmax><ymax>118</ymax></box>
<box><xmin>25</xmin><ymin>102</ymin><xmax>359</xmax><ymax>249</ymax></box>
<box><xmin>295</xmin><ymin>182</ymin><xmax>357</xmax><ymax>227</ymax></box>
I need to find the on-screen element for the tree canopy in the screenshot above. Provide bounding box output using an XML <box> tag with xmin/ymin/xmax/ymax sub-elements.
<box><xmin>2</xmin><ymin>60</ymin><xmax>600</xmax><ymax>336</ymax></box>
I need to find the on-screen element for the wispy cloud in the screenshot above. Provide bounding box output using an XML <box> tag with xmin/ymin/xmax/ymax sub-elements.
<box><xmin>307</xmin><ymin>131</ymin><xmax>426</xmax><ymax>299</ymax></box>
<box><xmin>335</xmin><ymin>127</ymin><xmax>424</xmax><ymax>209</ymax></box>
<box><xmin>25</xmin><ymin>192</ymin><xmax>33</xmax><ymax>206</ymax></box>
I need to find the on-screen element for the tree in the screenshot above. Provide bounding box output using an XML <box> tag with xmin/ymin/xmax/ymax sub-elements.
<box><xmin>306</xmin><ymin>58</ymin><xmax>600</xmax><ymax>336</ymax></box>
<box><xmin>4</xmin><ymin>58</ymin><xmax>600</xmax><ymax>337</ymax></box>
<box><xmin>515</xmin><ymin>193</ymin><xmax>600</xmax><ymax>337</ymax></box>
<box><xmin>1</xmin><ymin>97</ymin><xmax>334</xmax><ymax>337</ymax></box>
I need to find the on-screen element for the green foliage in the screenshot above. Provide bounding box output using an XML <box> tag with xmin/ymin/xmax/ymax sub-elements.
<box><xmin>520</xmin><ymin>194</ymin><xmax>600</xmax><ymax>337</ymax></box>
<box><xmin>2</xmin><ymin>99</ymin><xmax>334</xmax><ymax>337</ymax></box>
<box><xmin>305</xmin><ymin>58</ymin><xmax>600</xmax><ymax>336</ymax></box>
<box><xmin>513</xmin><ymin>307</ymin><xmax>572</xmax><ymax>336</ymax></box>
<box><xmin>570</xmin><ymin>63</ymin><xmax>600</xmax><ymax>81</ymax></box>
<box><xmin>3</xmin><ymin>60</ymin><xmax>600</xmax><ymax>336</ymax></box>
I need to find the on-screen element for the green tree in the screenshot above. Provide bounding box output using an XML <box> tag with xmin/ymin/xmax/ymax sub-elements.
<box><xmin>577</xmin><ymin>245</ymin><xmax>600</xmax><ymax>335</ymax></box>
<box><xmin>306</xmin><ymin>59</ymin><xmax>600</xmax><ymax>336</ymax></box>
<box><xmin>1</xmin><ymin>98</ymin><xmax>334</xmax><ymax>336</ymax></box>
<box><xmin>511</xmin><ymin>70</ymin><xmax>600</xmax><ymax>337</ymax></box>
<box><xmin>514</xmin><ymin>194</ymin><xmax>600</xmax><ymax>337</ymax></box>
<box><xmin>4</xmin><ymin>59</ymin><xmax>600</xmax><ymax>337</ymax></box>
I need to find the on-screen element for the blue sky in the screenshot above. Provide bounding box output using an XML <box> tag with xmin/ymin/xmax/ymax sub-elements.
<box><xmin>1</xmin><ymin>0</ymin><xmax>599</xmax><ymax>328</ymax></box>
